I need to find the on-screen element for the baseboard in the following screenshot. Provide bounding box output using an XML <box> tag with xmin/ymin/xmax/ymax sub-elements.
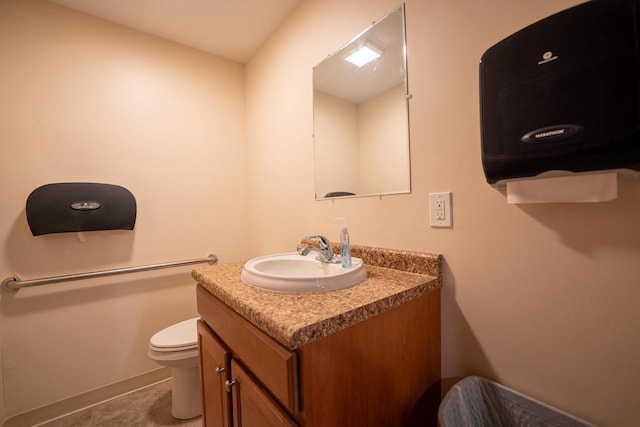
<box><xmin>2</xmin><ymin>367</ymin><xmax>171</xmax><ymax>427</ymax></box>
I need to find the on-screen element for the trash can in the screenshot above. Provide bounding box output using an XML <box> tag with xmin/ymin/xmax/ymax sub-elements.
<box><xmin>438</xmin><ymin>376</ymin><xmax>595</xmax><ymax>427</ymax></box>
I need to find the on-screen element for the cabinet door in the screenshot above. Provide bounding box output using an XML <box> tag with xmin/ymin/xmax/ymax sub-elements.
<box><xmin>198</xmin><ymin>320</ymin><xmax>232</xmax><ymax>427</ymax></box>
<box><xmin>230</xmin><ymin>360</ymin><xmax>297</xmax><ymax>427</ymax></box>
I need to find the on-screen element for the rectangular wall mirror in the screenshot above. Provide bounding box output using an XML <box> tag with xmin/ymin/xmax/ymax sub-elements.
<box><xmin>313</xmin><ymin>4</ymin><xmax>411</xmax><ymax>200</ymax></box>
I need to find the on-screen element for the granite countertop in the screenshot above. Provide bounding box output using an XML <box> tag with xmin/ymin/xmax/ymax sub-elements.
<box><xmin>193</xmin><ymin>245</ymin><xmax>442</xmax><ymax>350</ymax></box>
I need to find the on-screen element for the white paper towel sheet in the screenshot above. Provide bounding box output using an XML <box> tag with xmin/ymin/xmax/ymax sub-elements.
<box><xmin>506</xmin><ymin>172</ymin><xmax>618</xmax><ymax>204</ymax></box>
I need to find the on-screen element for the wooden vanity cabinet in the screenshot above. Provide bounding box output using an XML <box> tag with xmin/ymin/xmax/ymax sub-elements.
<box><xmin>198</xmin><ymin>285</ymin><xmax>298</xmax><ymax>427</ymax></box>
<box><xmin>230</xmin><ymin>359</ymin><xmax>297</xmax><ymax>427</ymax></box>
<box><xmin>198</xmin><ymin>320</ymin><xmax>232</xmax><ymax>427</ymax></box>
<box><xmin>197</xmin><ymin>283</ymin><xmax>441</xmax><ymax>427</ymax></box>
<box><xmin>198</xmin><ymin>319</ymin><xmax>296</xmax><ymax>427</ymax></box>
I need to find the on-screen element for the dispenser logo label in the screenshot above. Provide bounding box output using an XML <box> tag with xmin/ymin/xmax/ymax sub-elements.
<box><xmin>537</xmin><ymin>51</ymin><xmax>558</xmax><ymax>65</ymax></box>
<box><xmin>70</xmin><ymin>201</ymin><xmax>102</xmax><ymax>211</ymax></box>
<box><xmin>521</xmin><ymin>124</ymin><xmax>583</xmax><ymax>143</ymax></box>
<box><xmin>536</xmin><ymin>129</ymin><xmax>565</xmax><ymax>138</ymax></box>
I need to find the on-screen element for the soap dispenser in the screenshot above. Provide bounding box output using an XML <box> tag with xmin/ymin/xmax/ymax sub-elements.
<box><xmin>335</xmin><ymin>217</ymin><xmax>352</xmax><ymax>268</ymax></box>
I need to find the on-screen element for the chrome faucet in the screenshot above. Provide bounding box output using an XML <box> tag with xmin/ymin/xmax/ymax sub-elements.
<box><xmin>298</xmin><ymin>235</ymin><xmax>336</xmax><ymax>263</ymax></box>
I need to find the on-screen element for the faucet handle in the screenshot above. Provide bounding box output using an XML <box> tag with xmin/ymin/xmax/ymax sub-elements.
<box><xmin>305</xmin><ymin>235</ymin><xmax>330</xmax><ymax>249</ymax></box>
<box><xmin>303</xmin><ymin>235</ymin><xmax>334</xmax><ymax>262</ymax></box>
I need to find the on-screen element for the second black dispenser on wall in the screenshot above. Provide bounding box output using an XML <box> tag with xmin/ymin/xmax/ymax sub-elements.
<box><xmin>25</xmin><ymin>182</ymin><xmax>136</xmax><ymax>236</ymax></box>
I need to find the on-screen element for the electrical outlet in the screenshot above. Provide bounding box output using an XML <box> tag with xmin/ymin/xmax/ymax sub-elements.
<box><xmin>434</xmin><ymin>200</ymin><xmax>445</xmax><ymax>220</ymax></box>
<box><xmin>429</xmin><ymin>192</ymin><xmax>452</xmax><ymax>227</ymax></box>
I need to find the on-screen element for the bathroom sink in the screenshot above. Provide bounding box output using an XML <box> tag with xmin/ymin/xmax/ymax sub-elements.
<box><xmin>240</xmin><ymin>252</ymin><xmax>367</xmax><ymax>293</ymax></box>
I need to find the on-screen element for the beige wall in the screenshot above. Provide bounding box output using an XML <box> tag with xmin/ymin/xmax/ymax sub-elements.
<box><xmin>246</xmin><ymin>0</ymin><xmax>640</xmax><ymax>426</ymax></box>
<box><xmin>0</xmin><ymin>0</ymin><xmax>248</xmax><ymax>421</ymax></box>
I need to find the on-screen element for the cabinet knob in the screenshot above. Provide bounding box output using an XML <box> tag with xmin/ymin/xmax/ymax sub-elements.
<box><xmin>215</xmin><ymin>366</ymin><xmax>225</xmax><ymax>375</ymax></box>
<box><xmin>224</xmin><ymin>379</ymin><xmax>236</xmax><ymax>392</ymax></box>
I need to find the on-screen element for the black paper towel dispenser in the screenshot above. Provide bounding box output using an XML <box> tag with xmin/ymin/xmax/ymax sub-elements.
<box><xmin>26</xmin><ymin>183</ymin><xmax>136</xmax><ymax>236</ymax></box>
<box><xmin>480</xmin><ymin>0</ymin><xmax>640</xmax><ymax>187</ymax></box>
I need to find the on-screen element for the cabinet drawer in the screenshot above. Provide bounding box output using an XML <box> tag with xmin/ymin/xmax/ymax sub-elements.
<box><xmin>197</xmin><ymin>285</ymin><xmax>298</xmax><ymax>414</ymax></box>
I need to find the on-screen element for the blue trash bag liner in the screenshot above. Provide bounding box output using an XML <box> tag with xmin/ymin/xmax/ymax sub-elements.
<box><xmin>438</xmin><ymin>376</ymin><xmax>596</xmax><ymax>427</ymax></box>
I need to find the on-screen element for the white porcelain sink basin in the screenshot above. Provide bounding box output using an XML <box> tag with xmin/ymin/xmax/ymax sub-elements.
<box><xmin>241</xmin><ymin>252</ymin><xmax>367</xmax><ymax>293</ymax></box>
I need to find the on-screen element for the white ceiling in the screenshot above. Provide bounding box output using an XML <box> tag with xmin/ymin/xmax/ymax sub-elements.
<box><xmin>48</xmin><ymin>0</ymin><xmax>302</xmax><ymax>63</ymax></box>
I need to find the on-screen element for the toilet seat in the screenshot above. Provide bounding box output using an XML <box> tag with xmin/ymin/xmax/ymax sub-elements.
<box><xmin>150</xmin><ymin>317</ymin><xmax>199</xmax><ymax>353</ymax></box>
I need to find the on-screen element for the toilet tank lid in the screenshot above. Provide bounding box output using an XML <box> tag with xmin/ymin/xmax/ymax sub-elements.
<box><xmin>150</xmin><ymin>317</ymin><xmax>199</xmax><ymax>349</ymax></box>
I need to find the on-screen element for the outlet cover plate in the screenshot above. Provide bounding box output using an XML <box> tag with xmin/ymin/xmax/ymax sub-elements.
<box><xmin>429</xmin><ymin>192</ymin><xmax>452</xmax><ymax>227</ymax></box>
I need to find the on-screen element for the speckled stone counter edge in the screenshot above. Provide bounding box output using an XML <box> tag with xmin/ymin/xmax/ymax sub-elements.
<box><xmin>347</xmin><ymin>244</ymin><xmax>441</xmax><ymax>276</ymax></box>
<box><xmin>193</xmin><ymin>244</ymin><xmax>442</xmax><ymax>349</ymax></box>
<box><xmin>302</xmin><ymin>240</ymin><xmax>442</xmax><ymax>277</ymax></box>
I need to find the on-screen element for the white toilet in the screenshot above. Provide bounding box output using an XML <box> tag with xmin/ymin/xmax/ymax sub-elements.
<box><xmin>148</xmin><ymin>317</ymin><xmax>201</xmax><ymax>419</ymax></box>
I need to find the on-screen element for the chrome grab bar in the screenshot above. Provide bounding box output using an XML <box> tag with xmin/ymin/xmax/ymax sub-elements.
<box><xmin>1</xmin><ymin>254</ymin><xmax>217</xmax><ymax>292</ymax></box>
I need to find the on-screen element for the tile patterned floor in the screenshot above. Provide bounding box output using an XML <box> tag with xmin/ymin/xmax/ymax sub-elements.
<box><xmin>37</xmin><ymin>379</ymin><xmax>202</xmax><ymax>427</ymax></box>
